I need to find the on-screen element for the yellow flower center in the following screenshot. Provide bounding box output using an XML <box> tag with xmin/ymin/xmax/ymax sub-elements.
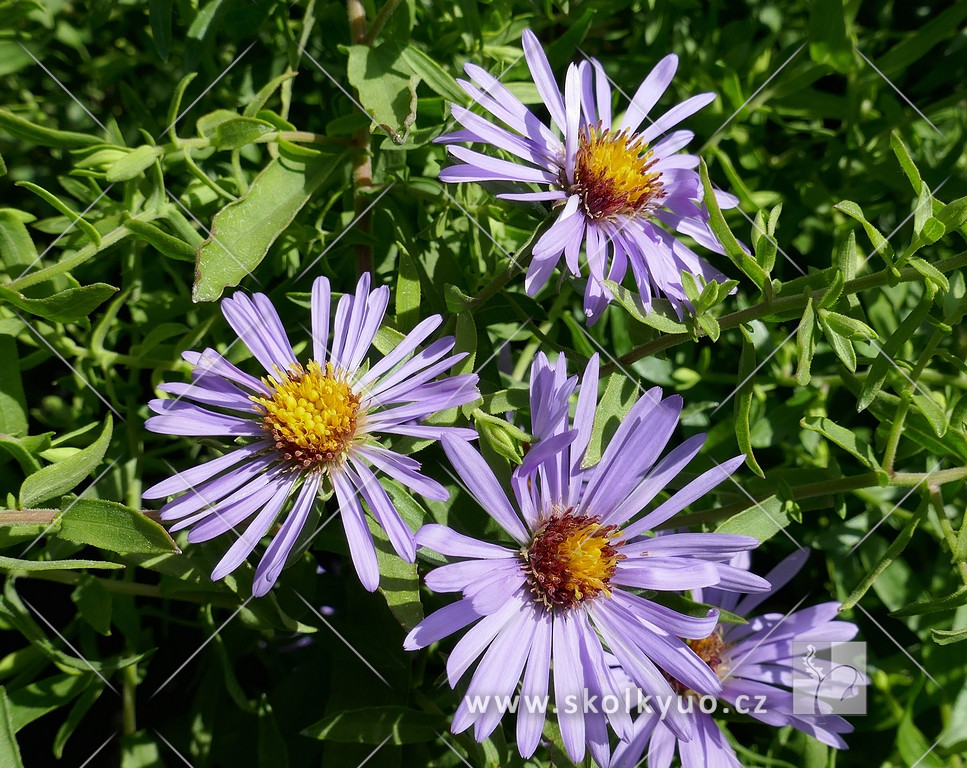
<box><xmin>523</xmin><ymin>509</ymin><xmax>625</xmax><ymax>609</ymax></box>
<box><xmin>254</xmin><ymin>361</ymin><xmax>362</xmax><ymax>469</ymax></box>
<box><xmin>570</xmin><ymin>124</ymin><xmax>664</xmax><ymax>220</ymax></box>
<box><xmin>666</xmin><ymin>631</ymin><xmax>730</xmax><ymax>696</ymax></box>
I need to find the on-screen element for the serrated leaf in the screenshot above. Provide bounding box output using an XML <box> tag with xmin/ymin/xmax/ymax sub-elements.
<box><xmin>302</xmin><ymin>705</ymin><xmax>443</xmax><ymax>743</ymax></box>
<box><xmin>0</xmin><ymin>283</ymin><xmax>117</xmax><ymax>322</ymax></box>
<box><xmin>801</xmin><ymin>416</ymin><xmax>886</xmax><ymax>477</ymax></box>
<box><xmin>19</xmin><ymin>416</ymin><xmax>112</xmax><ymax>508</ymax></box>
<box><xmin>106</xmin><ymin>145</ymin><xmax>164</xmax><ymax>182</ymax></box>
<box><xmin>193</xmin><ymin>149</ymin><xmax>344</xmax><ymax>302</ymax></box>
<box><xmin>347</xmin><ymin>43</ymin><xmax>418</xmax><ymax>141</ymax></box>
<box><xmin>58</xmin><ymin>498</ymin><xmax>178</xmax><ymax>555</ymax></box>
<box><xmin>715</xmin><ymin>496</ymin><xmax>794</xmax><ymax>542</ymax></box>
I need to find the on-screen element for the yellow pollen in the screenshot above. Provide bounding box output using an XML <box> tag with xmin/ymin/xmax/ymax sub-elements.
<box><xmin>523</xmin><ymin>510</ymin><xmax>625</xmax><ymax>610</ymax></box>
<box><xmin>570</xmin><ymin>124</ymin><xmax>664</xmax><ymax>220</ymax></box>
<box><xmin>254</xmin><ymin>361</ymin><xmax>361</xmax><ymax>469</ymax></box>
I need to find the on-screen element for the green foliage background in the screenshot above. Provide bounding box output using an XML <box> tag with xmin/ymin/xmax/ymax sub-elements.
<box><xmin>0</xmin><ymin>0</ymin><xmax>966</xmax><ymax>766</ymax></box>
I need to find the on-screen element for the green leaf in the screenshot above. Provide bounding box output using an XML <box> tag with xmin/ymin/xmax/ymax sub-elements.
<box><xmin>912</xmin><ymin>391</ymin><xmax>947</xmax><ymax>437</ymax></box>
<box><xmin>834</xmin><ymin>200</ymin><xmax>894</xmax><ymax>266</ymax></box>
<box><xmin>841</xmin><ymin>495</ymin><xmax>929</xmax><ymax>611</ymax></box>
<box><xmin>891</xmin><ymin>585</ymin><xmax>967</xmax><ymax>617</ymax></box>
<box><xmin>213</xmin><ymin>117</ymin><xmax>275</xmax><ymax>150</ymax></box>
<box><xmin>0</xmin><ymin>687</ymin><xmax>24</xmax><ymax>768</ymax></box>
<box><xmin>346</xmin><ymin>43</ymin><xmax>419</xmax><ymax>142</ymax></box>
<box><xmin>800</xmin><ymin>416</ymin><xmax>887</xmax><ymax>479</ymax></box>
<box><xmin>0</xmin><ymin>555</ymin><xmax>124</xmax><ymax>572</ymax></box>
<box><xmin>149</xmin><ymin>0</ymin><xmax>173</xmax><ymax>60</ymax></box>
<box><xmin>106</xmin><ymin>145</ymin><xmax>164</xmax><ymax>182</ymax></box>
<box><xmin>53</xmin><ymin>683</ymin><xmax>103</xmax><ymax>758</ymax></box>
<box><xmin>164</xmin><ymin>72</ymin><xmax>197</xmax><ymax>141</ymax></box>
<box><xmin>58</xmin><ymin>498</ymin><xmax>178</xmax><ymax>555</ymax></box>
<box><xmin>699</xmin><ymin>161</ymin><xmax>772</xmax><ymax>296</ymax></box>
<box><xmin>931</xmin><ymin>627</ymin><xmax>967</xmax><ymax>646</ymax></box>
<box><xmin>936</xmin><ymin>195</ymin><xmax>967</xmax><ymax>234</ymax></box>
<box><xmin>123</xmin><ymin>219</ymin><xmax>196</xmax><ymax>261</ymax></box>
<box><xmin>920</xmin><ymin>217</ymin><xmax>945</xmax><ymax>245</ymax></box>
<box><xmin>370</xmin><ymin>480</ymin><xmax>424</xmax><ymax>632</ymax></box>
<box><xmin>193</xmin><ymin>149</ymin><xmax>344</xmax><ymax>302</ymax></box>
<box><xmin>890</xmin><ymin>133</ymin><xmax>922</xmax><ymax>194</ymax></box>
<box><xmin>584</xmin><ymin>373</ymin><xmax>637</xmax><ymax>468</ymax></box>
<box><xmin>909</xmin><ymin>256</ymin><xmax>950</xmax><ymax>293</ymax></box>
<box><xmin>735</xmin><ymin>331</ymin><xmax>764</xmax><ymax>477</ymax></box>
<box><xmin>395</xmin><ymin>248</ymin><xmax>421</xmax><ymax>332</ymax></box>
<box><xmin>817</xmin><ymin>311</ymin><xmax>857</xmax><ymax>372</ymax></box>
<box><xmin>16</xmin><ymin>181</ymin><xmax>101</xmax><ymax>247</ymax></box>
<box><xmin>817</xmin><ymin>270</ymin><xmax>845</xmax><ymax>309</ymax></box>
<box><xmin>0</xmin><ymin>209</ymin><xmax>39</xmax><ymax>274</ymax></box>
<box><xmin>715</xmin><ymin>496</ymin><xmax>794</xmax><ymax>542</ymax></box>
<box><xmin>6</xmin><ymin>673</ymin><xmax>91</xmax><ymax>732</ymax></box>
<box><xmin>0</xmin><ymin>283</ymin><xmax>117</xmax><ymax>323</ymax></box>
<box><xmin>243</xmin><ymin>72</ymin><xmax>299</xmax><ymax>118</ymax></box>
<box><xmin>0</xmin><ymin>109</ymin><xmax>102</xmax><ymax>148</ymax></box>
<box><xmin>0</xmin><ymin>335</ymin><xmax>27</xmax><ymax>438</ymax></box>
<box><xmin>897</xmin><ymin>706</ymin><xmax>947</xmax><ymax>766</ymax></box>
<box><xmin>604</xmin><ymin>280</ymin><xmax>688</xmax><ymax>333</ymax></box>
<box><xmin>71</xmin><ymin>574</ymin><xmax>113</xmax><ymax>635</ymax></box>
<box><xmin>19</xmin><ymin>416</ymin><xmax>113</xmax><ymax>508</ymax></box>
<box><xmin>819</xmin><ymin>309</ymin><xmax>877</xmax><ymax>341</ymax></box>
<box><xmin>399</xmin><ymin>45</ymin><xmax>466</xmax><ymax>103</ymax></box>
<box><xmin>796</xmin><ymin>298</ymin><xmax>817</xmax><ymax>386</ymax></box>
<box><xmin>751</xmin><ymin>208</ymin><xmax>777</xmax><ymax>274</ymax></box>
<box><xmin>302</xmin><ymin>705</ymin><xmax>443</xmax><ymax>744</ymax></box>
<box><xmin>809</xmin><ymin>0</ymin><xmax>854</xmax><ymax>71</ymax></box>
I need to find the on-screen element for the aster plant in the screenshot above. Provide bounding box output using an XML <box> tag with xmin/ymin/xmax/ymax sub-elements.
<box><xmin>438</xmin><ymin>28</ymin><xmax>739</xmax><ymax>321</ymax></box>
<box><xmin>404</xmin><ymin>353</ymin><xmax>770</xmax><ymax>764</ymax></box>
<box><xmin>143</xmin><ymin>274</ymin><xmax>479</xmax><ymax>596</ymax></box>
<box><xmin>609</xmin><ymin>550</ymin><xmax>866</xmax><ymax>768</ymax></box>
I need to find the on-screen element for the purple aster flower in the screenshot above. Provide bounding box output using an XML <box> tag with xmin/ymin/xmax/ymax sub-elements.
<box><xmin>438</xmin><ymin>29</ymin><xmax>738</xmax><ymax>321</ymax></box>
<box><xmin>609</xmin><ymin>550</ymin><xmax>865</xmax><ymax>768</ymax></box>
<box><xmin>143</xmin><ymin>274</ymin><xmax>479</xmax><ymax>596</ymax></box>
<box><xmin>403</xmin><ymin>353</ymin><xmax>768</xmax><ymax>765</ymax></box>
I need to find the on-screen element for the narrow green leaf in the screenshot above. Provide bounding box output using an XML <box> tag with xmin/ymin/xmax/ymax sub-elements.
<box><xmin>604</xmin><ymin>280</ymin><xmax>688</xmax><ymax>333</ymax></box>
<box><xmin>818</xmin><ymin>270</ymin><xmax>845</xmax><ymax>309</ymax></box>
<box><xmin>820</xmin><ymin>309</ymin><xmax>877</xmax><ymax>341</ymax></box>
<box><xmin>395</xmin><ymin>248</ymin><xmax>421</xmax><ymax>332</ymax></box>
<box><xmin>0</xmin><ymin>336</ymin><xmax>27</xmax><ymax>437</ymax></box>
<box><xmin>213</xmin><ymin>117</ymin><xmax>275</xmax><ymax>150</ymax></box>
<box><xmin>164</xmin><ymin>72</ymin><xmax>197</xmax><ymax>140</ymax></box>
<box><xmin>891</xmin><ymin>585</ymin><xmax>967</xmax><ymax>617</ymax></box>
<box><xmin>908</xmin><ymin>256</ymin><xmax>950</xmax><ymax>293</ymax></box>
<box><xmin>699</xmin><ymin>160</ymin><xmax>772</xmax><ymax>296</ymax></box>
<box><xmin>936</xmin><ymin>195</ymin><xmax>967</xmax><ymax>234</ymax></box>
<box><xmin>193</xmin><ymin>149</ymin><xmax>344</xmax><ymax>302</ymax></box>
<box><xmin>857</xmin><ymin>284</ymin><xmax>934</xmax><ymax>411</ymax></box>
<box><xmin>751</xmin><ymin>209</ymin><xmax>777</xmax><ymax>274</ymax></box>
<box><xmin>106</xmin><ymin>145</ymin><xmax>164</xmax><ymax>182</ymax></box>
<box><xmin>809</xmin><ymin>0</ymin><xmax>854</xmax><ymax>71</ymax></box>
<box><xmin>801</xmin><ymin>416</ymin><xmax>885</xmax><ymax>477</ymax></box>
<box><xmin>148</xmin><ymin>0</ymin><xmax>173</xmax><ymax>60</ymax></box>
<box><xmin>0</xmin><ymin>283</ymin><xmax>117</xmax><ymax>322</ymax></box>
<box><xmin>817</xmin><ymin>311</ymin><xmax>857</xmax><ymax>372</ymax></box>
<box><xmin>123</xmin><ymin>219</ymin><xmax>196</xmax><ymax>261</ymax></box>
<box><xmin>19</xmin><ymin>416</ymin><xmax>113</xmax><ymax>508</ymax></box>
<box><xmin>796</xmin><ymin>297</ymin><xmax>817</xmax><ymax>386</ymax></box>
<box><xmin>7</xmin><ymin>673</ymin><xmax>91</xmax><ymax>732</ymax></box>
<box><xmin>0</xmin><ymin>209</ymin><xmax>39</xmax><ymax>274</ymax></box>
<box><xmin>932</xmin><ymin>627</ymin><xmax>967</xmax><ymax>646</ymax></box>
<box><xmin>0</xmin><ymin>555</ymin><xmax>123</xmax><ymax>572</ymax></box>
<box><xmin>584</xmin><ymin>373</ymin><xmax>638</xmax><ymax>468</ymax></box>
<box><xmin>58</xmin><ymin>498</ymin><xmax>178</xmax><ymax>555</ymax></box>
<box><xmin>71</xmin><ymin>574</ymin><xmax>113</xmax><ymax>635</ymax></box>
<box><xmin>0</xmin><ymin>109</ymin><xmax>102</xmax><ymax>148</ymax></box>
<box><xmin>890</xmin><ymin>131</ymin><xmax>922</xmax><ymax>194</ymax></box>
<box><xmin>715</xmin><ymin>496</ymin><xmax>793</xmax><ymax>543</ymax></box>
<box><xmin>912</xmin><ymin>391</ymin><xmax>947</xmax><ymax>437</ymax></box>
<box><xmin>735</xmin><ymin>331</ymin><xmax>764</xmax><ymax>477</ymax></box>
<box><xmin>16</xmin><ymin>181</ymin><xmax>101</xmax><ymax>247</ymax></box>
<box><xmin>347</xmin><ymin>43</ymin><xmax>419</xmax><ymax>141</ymax></box>
<box><xmin>302</xmin><ymin>705</ymin><xmax>443</xmax><ymax>744</ymax></box>
<box><xmin>841</xmin><ymin>496</ymin><xmax>928</xmax><ymax>610</ymax></box>
<box><xmin>53</xmin><ymin>684</ymin><xmax>103</xmax><ymax>759</ymax></box>
<box><xmin>399</xmin><ymin>45</ymin><xmax>466</xmax><ymax>104</ymax></box>
<box><xmin>835</xmin><ymin>200</ymin><xmax>894</xmax><ymax>266</ymax></box>
<box><xmin>0</xmin><ymin>687</ymin><xmax>24</xmax><ymax>768</ymax></box>
<box><xmin>243</xmin><ymin>72</ymin><xmax>299</xmax><ymax>117</ymax></box>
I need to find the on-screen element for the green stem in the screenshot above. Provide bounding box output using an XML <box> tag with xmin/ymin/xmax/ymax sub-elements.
<box><xmin>12</xmin><ymin>569</ymin><xmax>239</xmax><ymax>606</ymax></box>
<box><xmin>347</xmin><ymin>0</ymin><xmax>374</xmax><ymax>279</ymax></box>
<box><xmin>362</xmin><ymin>0</ymin><xmax>403</xmax><ymax>45</ymax></box>
<box><xmin>930</xmin><ymin>484</ymin><xmax>967</xmax><ymax>588</ymax></box>
<box><xmin>610</xmin><ymin>250</ymin><xmax>967</xmax><ymax>370</ymax></box>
